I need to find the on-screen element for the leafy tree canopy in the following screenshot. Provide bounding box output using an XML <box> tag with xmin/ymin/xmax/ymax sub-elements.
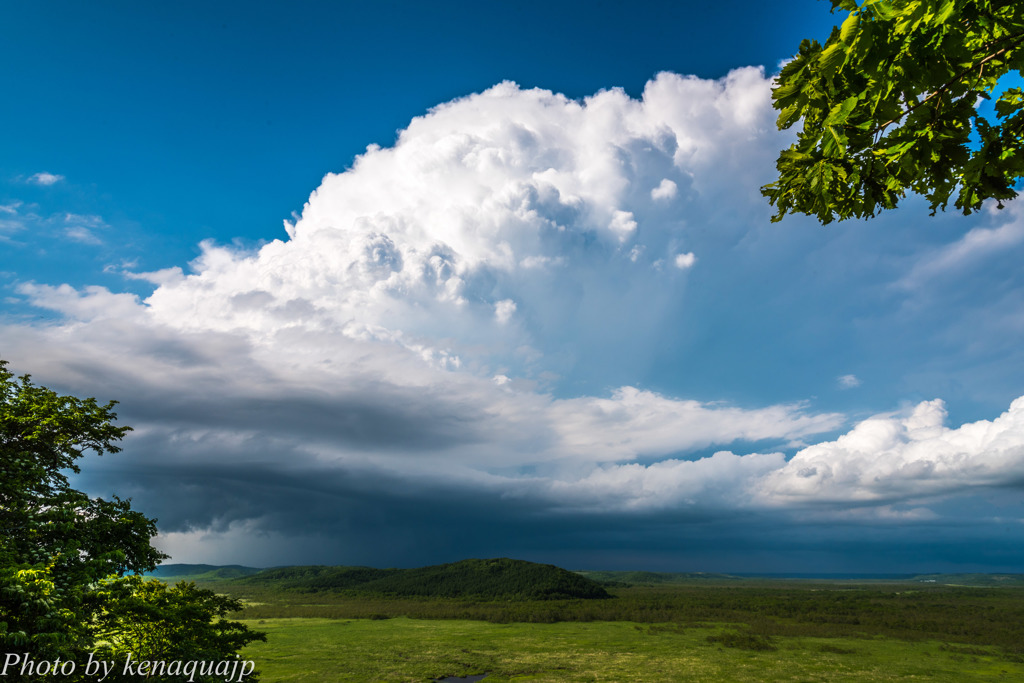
<box><xmin>763</xmin><ymin>0</ymin><xmax>1024</xmax><ymax>224</ymax></box>
<box><xmin>0</xmin><ymin>360</ymin><xmax>264</xmax><ymax>681</ymax></box>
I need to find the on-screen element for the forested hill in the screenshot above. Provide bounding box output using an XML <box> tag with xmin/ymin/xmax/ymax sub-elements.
<box><xmin>235</xmin><ymin>558</ymin><xmax>611</xmax><ymax>600</ymax></box>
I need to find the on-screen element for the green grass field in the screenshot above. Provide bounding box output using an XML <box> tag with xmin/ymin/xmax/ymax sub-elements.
<box><xmin>240</xmin><ymin>616</ymin><xmax>1024</xmax><ymax>682</ymax></box>
<box><xmin>205</xmin><ymin>571</ymin><xmax>1024</xmax><ymax>682</ymax></box>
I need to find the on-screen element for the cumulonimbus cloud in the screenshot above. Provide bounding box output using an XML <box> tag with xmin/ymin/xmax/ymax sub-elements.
<box><xmin>4</xmin><ymin>69</ymin><xmax>1024</xmax><ymax>563</ymax></box>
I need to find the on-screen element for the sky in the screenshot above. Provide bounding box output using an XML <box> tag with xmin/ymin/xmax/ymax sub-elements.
<box><xmin>3</xmin><ymin>0</ymin><xmax>1024</xmax><ymax>574</ymax></box>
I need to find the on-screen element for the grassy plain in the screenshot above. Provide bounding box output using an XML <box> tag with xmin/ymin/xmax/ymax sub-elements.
<box><xmin>240</xmin><ymin>617</ymin><xmax>1024</xmax><ymax>682</ymax></box>
<box><xmin>205</xmin><ymin>577</ymin><xmax>1024</xmax><ymax>682</ymax></box>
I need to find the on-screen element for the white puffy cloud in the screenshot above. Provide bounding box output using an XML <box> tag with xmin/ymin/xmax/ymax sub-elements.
<box><xmin>651</xmin><ymin>179</ymin><xmax>677</xmax><ymax>200</ymax></box>
<box><xmin>757</xmin><ymin>397</ymin><xmax>1024</xmax><ymax>505</ymax></box>
<box><xmin>546</xmin><ymin>450</ymin><xmax>787</xmax><ymax>512</ymax></box>
<box><xmin>548</xmin><ymin>387</ymin><xmax>840</xmax><ymax>462</ymax></box>
<box><xmin>504</xmin><ymin>393</ymin><xmax>1024</xmax><ymax>516</ymax></box>
<box><xmin>17</xmin><ymin>283</ymin><xmax>144</xmax><ymax>321</ymax></box>
<box><xmin>837</xmin><ymin>374</ymin><xmax>860</xmax><ymax>389</ymax></box>
<box><xmin>674</xmin><ymin>252</ymin><xmax>696</xmax><ymax>269</ymax></box>
<box><xmin>494</xmin><ymin>298</ymin><xmax>517</xmax><ymax>324</ymax></box>
<box><xmin>28</xmin><ymin>171</ymin><xmax>64</xmax><ymax>186</ymax></box>
<box><xmin>91</xmin><ymin>68</ymin><xmax>781</xmax><ymax>388</ymax></box>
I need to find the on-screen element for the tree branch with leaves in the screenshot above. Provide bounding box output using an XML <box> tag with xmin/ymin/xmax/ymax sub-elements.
<box><xmin>763</xmin><ymin>0</ymin><xmax>1024</xmax><ymax>224</ymax></box>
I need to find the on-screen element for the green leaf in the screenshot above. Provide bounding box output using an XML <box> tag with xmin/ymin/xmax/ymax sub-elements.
<box><xmin>778</xmin><ymin>105</ymin><xmax>802</xmax><ymax>129</ymax></box>
<box><xmin>934</xmin><ymin>0</ymin><xmax>955</xmax><ymax>25</ymax></box>
<box><xmin>839</xmin><ymin>12</ymin><xmax>859</xmax><ymax>43</ymax></box>
<box><xmin>825</xmin><ymin>96</ymin><xmax>860</xmax><ymax>125</ymax></box>
<box><xmin>823</xmin><ymin>125</ymin><xmax>849</xmax><ymax>156</ymax></box>
<box><xmin>819</xmin><ymin>42</ymin><xmax>847</xmax><ymax>75</ymax></box>
<box><xmin>779</xmin><ymin>148</ymin><xmax>814</xmax><ymax>163</ymax></box>
<box><xmin>996</xmin><ymin>88</ymin><xmax>1024</xmax><ymax>119</ymax></box>
<box><xmin>773</xmin><ymin>79</ymin><xmax>802</xmax><ymax>102</ymax></box>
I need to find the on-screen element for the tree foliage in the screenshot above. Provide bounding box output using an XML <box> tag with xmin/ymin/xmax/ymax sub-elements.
<box><xmin>92</xmin><ymin>577</ymin><xmax>262</xmax><ymax>682</ymax></box>
<box><xmin>0</xmin><ymin>360</ymin><xmax>264</xmax><ymax>681</ymax></box>
<box><xmin>763</xmin><ymin>0</ymin><xmax>1024</xmax><ymax>224</ymax></box>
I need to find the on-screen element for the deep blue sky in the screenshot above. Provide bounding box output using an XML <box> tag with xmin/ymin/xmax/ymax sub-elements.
<box><xmin>3</xmin><ymin>1</ymin><xmax>1024</xmax><ymax>573</ymax></box>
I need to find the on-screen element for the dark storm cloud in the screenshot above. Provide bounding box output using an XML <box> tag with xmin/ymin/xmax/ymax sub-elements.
<box><xmin>75</xmin><ymin>430</ymin><xmax>1024</xmax><ymax>574</ymax></box>
<box><xmin>123</xmin><ymin>392</ymin><xmax>487</xmax><ymax>452</ymax></box>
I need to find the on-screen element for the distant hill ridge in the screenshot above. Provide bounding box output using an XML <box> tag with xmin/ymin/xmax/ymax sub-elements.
<box><xmin>146</xmin><ymin>564</ymin><xmax>263</xmax><ymax>580</ymax></box>
<box><xmin>577</xmin><ymin>570</ymin><xmax>740</xmax><ymax>584</ymax></box>
<box><xmin>236</xmin><ymin>558</ymin><xmax>612</xmax><ymax>600</ymax></box>
<box><xmin>148</xmin><ymin>563</ymin><xmax>1024</xmax><ymax>591</ymax></box>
